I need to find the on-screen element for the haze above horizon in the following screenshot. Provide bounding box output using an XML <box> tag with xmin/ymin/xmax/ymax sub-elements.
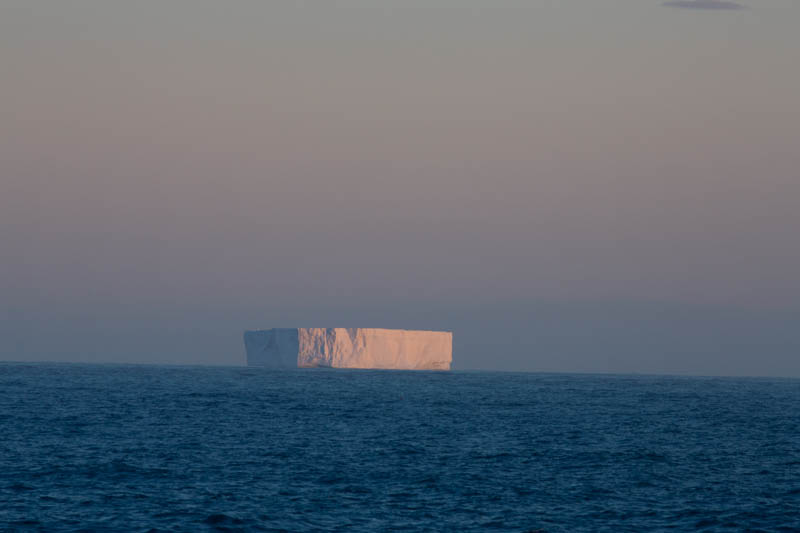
<box><xmin>2</xmin><ymin>1</ymin><xmax>799</xmax><ymax>376</ymax></box>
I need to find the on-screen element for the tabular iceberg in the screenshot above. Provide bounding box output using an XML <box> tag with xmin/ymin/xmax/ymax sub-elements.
<box><xmin>244</xmin><ymin>328</ymin><xmax>452</xmax><ymax>370</ymax></box>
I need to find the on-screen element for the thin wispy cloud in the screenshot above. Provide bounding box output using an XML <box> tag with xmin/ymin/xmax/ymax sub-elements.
<box><xmin>662</xmin><ymin>0</ymin><xmax>745</xmax><ymax>9</ymax></box>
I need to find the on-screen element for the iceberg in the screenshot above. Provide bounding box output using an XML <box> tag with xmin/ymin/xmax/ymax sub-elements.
<box><xmin>244</xmin><ymin>328</ymin><xmax>452</xmax><ymax>370</ymax></box>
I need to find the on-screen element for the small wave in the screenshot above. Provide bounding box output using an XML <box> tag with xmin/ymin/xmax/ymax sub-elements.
<box><xmin>10</xmin><ymin>519</ymin><xmax>41</xmax><ymax>527</ymax></box>
<box><xmin>7</xmin><ymin>482</ymin><xmax>34</xmax><ymax>492</ymax></box>
<box><xmin>202</xmin><ymin>513</ymin><xmax>245</xmax><ymax>526</ymax></box>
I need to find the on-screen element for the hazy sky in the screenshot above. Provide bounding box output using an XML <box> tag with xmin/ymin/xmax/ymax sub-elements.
<box><xmin>2</xmin><ymin>1</ymin><xmax>799</xmax><ymax>375</ymax></box>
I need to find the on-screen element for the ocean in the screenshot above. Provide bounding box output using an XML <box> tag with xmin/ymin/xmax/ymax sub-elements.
<box><xmin>1</xmin><ymin>363</ymin><xmax>798</xmax><ymax>532</ymax></box>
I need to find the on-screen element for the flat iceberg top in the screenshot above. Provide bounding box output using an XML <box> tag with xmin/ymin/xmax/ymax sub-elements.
<box><xmin>244</xmin><ymin>328</ymin><xmax>452</xmax><ymax>370</ymax></box>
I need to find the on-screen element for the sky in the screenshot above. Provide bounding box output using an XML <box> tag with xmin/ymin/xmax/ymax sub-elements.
<box><xmin>2</xmin><ymin>1</ymin><xmax>799</xmax><ymax>375</ymax></box>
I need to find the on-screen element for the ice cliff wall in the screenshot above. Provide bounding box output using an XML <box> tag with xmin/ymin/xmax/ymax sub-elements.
<box><xmin>244</xmin><ymin>328</ymin><xmax>452</xmax><ymax>370</ymax></box>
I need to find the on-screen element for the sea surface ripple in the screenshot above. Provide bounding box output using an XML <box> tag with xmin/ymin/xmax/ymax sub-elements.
<box><xmin>1</xmin><ymin>364</ymin><xmax>799</xmax><ymax>532</ymax></box>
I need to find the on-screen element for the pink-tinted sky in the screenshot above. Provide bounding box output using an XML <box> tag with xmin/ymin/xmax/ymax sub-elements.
<box><xmin>2</xmin><ymin>1</ymin><xmax>799</xmax><ymax>374</ymax></box>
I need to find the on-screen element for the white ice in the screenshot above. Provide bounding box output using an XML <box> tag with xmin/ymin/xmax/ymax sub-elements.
<box><xmin>244</xmin><ymin>328</ymin><xmax>452</xmax><ymax>370</ymax></box>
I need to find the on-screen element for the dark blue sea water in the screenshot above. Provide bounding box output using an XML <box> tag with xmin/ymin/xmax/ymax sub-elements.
<box><xmin>1</xmin><ymin>364</ymin><xmax>799</xmax><ymax>532</ymax></box>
